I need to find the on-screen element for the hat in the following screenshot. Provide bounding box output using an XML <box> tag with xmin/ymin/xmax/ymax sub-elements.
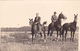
<box><xmin>54</xmin><ymin>12</ymin><xmax>56</xmax><ymax>14</ymax></box>
<box><xmin>36</xmin><ymin>13</ymin><xmax>39</xmax><ymax>15</ymax></box>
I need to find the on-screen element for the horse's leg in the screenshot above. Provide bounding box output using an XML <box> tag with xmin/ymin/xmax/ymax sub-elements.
<box><xmin>48</xmin><ymin>29</ymin><xmax>53</xmax><ymax>40</ymax></box>
<box><xmin>40</xmin><ymin>32</ymin><xmax>42</xmax><ymax>37</ymax></box>
<box><xmin>72</xmin><ymin>31</ymin><xmax>75</xmax><ymax>42</ymax></box>
<box><xmin>70</xmin><ymin>31</ymin><xmax>72</xmax><ymax>42</ymax></box>
<box><xmin>32</xmin><ymin>32</ymin><xmax>34</xmax><ymax>42</ymax></box>
<box><xmin>43</xmin><ymin>30</ymin><xmax>46</xmax><ymax>39</ymax></box>
<box><xmin>60</xmin><ymin>30</ymin><xmax>61</xmax><ymax>38</ymax></box>
<box><xmin>60</xmin><ymin>30</ymin><xmax>62</xmax><ymax>40</ymax></box>
<box><xmin>65</xmin><ymin>30</ymin><xmax>67</xmax><ymax>41</ymax></box>
<box><xmin>60</xmin><ymin>27</ymin><xmax>63</xmax><ymax>38</ymax></box>
<box><xmin>47</xmin><ymin>27</ymin><xmax>50</xmax><ymax>36</ymax></box>
<box><xmin>43</xmin><ymin>30</ymin><xmax>47</xmax><ymax>42</ymax></box>
<box><xmin>62</xmin><ymin>29</ymin><xmax>64</xmax><ymax>41</ymax></box>
<box><xmin>56</xmin><ymin>30</ymin><xmax>58</xmax><ymax>39</ymax></box>
<box><xmin>56</xmin><ymin>31</ymin><xmax>59</xmax><ymax>41</ymax></box>
<box><xmin>50</xmin><ymin>29</ymin><xmax>53</xmax><ymax>36</ymax></box>
<box><xmin>35</xmin><ymin>33</ymin><xmax>36</xmax><ymax>38</ymax></box>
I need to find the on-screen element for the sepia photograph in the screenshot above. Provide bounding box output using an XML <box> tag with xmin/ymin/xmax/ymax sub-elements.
<box><xmin>0</xmin><ymin>1</ymin><xmax>80</xmax><ymax>51</ymax></box>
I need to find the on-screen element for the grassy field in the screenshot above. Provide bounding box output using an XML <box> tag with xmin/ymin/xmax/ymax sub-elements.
<box><xmin>1</xmin><ymin>31</ymin><xmax>78</xmax><ymax>51</ymax></box>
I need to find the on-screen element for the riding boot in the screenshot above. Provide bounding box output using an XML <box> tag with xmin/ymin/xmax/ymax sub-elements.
<box><xmin>52</xmin><ymin>22</ymin><xmax>54</xmax><ymax>27</ymax></box>
<box><xmin>37</xmin><ymin>24</ymin><xmax>39</xmax><ymax>31</ymax></box>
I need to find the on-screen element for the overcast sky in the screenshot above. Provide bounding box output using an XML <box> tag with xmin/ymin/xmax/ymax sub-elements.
<box><xmin>0</xmin><ymin>1</ymin><xmax>80</xmax><ymax>27</ymax></box>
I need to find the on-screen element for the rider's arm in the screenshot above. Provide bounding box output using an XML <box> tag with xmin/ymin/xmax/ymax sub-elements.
<box><xmin>51</xmin><ymin>15</ymin><xmax>53</xmax><ymax>21</ymax></box>
<box><xmin>55</xmin><ymin>16</ymin><xmax>57</xmax><ymax>21</ymax></box>
<box><xmin>34</xmin><ymin>17</ymin><xmax>36</xmax><ymax>22</ymax></box>
<box><xmin>38</xmin><ymin>17</ymin><xmax>41</xmax><ymax>23</ymax></box>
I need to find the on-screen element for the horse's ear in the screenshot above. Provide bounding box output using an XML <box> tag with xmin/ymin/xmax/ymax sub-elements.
<box><xmin>61</xmin><ymin>12</ymin><xmax>62</xmax><ymax>14</ymax></box>
<box><xmin>74</xmin><ymin>14</ymin><xmax>75</xmax><ymax>16</ymax></box>
<box><xmin>76</xmin><ymin>14</ymin><xmax>78</xmax><ymax>16</ymax></box>
<box><xmin>29</xmin><ymin>18</ymin><xmax>30</xmax><ymax>20</ymax></box>
<box><xmin>32</xmin><ymin>18</ymin><xmax>33</xmax><ymax>20</ymax></box>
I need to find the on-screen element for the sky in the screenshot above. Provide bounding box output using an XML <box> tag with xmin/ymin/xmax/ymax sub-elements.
<box><xmin>0</xmin><ymin>1</ymin><xmax>80</xmax><ymax>27</ymax></box>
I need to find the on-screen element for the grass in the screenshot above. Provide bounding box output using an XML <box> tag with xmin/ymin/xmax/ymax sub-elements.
<box><xmin>1</xmin><ymin>31</ymin><xmax>78</xmax><ymax>51</ymax></box>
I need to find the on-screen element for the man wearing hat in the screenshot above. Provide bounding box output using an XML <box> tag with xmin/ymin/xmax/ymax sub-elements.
<box><xmin>34</xmin><ymin>13</ymin><xmax>41</xmax><ymax>31</ymax></box>
<box><xmin>51</xmin><ymin>12</ymin><xmax>57</xmax><ymax>26</ymax></box>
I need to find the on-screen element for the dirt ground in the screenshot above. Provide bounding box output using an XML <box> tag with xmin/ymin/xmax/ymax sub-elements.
<box><xmin>1</xmin><ymin>31</ymin><xmax>78</xmax><ymax>51</ymax></box>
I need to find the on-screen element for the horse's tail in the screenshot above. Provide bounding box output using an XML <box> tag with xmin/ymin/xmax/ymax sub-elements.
<box><xmin>43</xmin><ymin>21</ymin><xmax>47</xmax><ymax>25</ymax></box>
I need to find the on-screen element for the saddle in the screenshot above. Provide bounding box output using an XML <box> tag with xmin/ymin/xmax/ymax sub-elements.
<box><xmin>51</xmin><ymin>22</ymin><xmax>56</xmax><ymax>27</ymax></box>
<box><xmin>34</xmin><ymin>22</ymin><xmax>42</xmax><ymax>31</ymax></box>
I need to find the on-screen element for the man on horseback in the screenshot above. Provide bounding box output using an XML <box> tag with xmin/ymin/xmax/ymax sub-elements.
<box><xmin>51</xmin><ymin>12</ymin><xmax>57</xmax><ymax>26</ymax></box>
<box><xmin>34</xmin><ymin>13</ymin><xmax>41</xmax><ymax>31</ymax></box>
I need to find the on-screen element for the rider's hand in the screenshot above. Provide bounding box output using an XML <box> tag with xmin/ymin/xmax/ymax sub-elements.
<box><xmin>35</xmin><ymin>22</ymin><xmax>38</xmax><ymax>24</ymax></box>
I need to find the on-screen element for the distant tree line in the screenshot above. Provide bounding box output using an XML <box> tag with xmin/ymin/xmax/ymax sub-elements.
<box><xmin>1</xmin><ymin>26</ymin><xmax>79</xmax><ymax>32</ymax></box>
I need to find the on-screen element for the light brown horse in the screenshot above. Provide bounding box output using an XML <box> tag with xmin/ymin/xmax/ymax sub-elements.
<box><xmin>29</xmin><ymin>18</ymin><xmax>47</xmax><ymax>42</ymax></box>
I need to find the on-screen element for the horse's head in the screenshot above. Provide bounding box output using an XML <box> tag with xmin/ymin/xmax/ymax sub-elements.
<box><xmin>29</xmin><ymin>18</ymin><xmax>33</xmax><ymax>25</ymax></box>
<box><xmin>74</xmin><ymin>14</ymin><xmax>78</xmax><ymax>21</ymax></box>
<box><xmin>58</xmin><ymin>12</ymin><xmax>67</xmax><ymax>20</ymax></box>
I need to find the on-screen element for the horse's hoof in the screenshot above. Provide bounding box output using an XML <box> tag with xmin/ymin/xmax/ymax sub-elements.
<box><xmin>70</xmin><ymin>39</ymin><xmax>72</xmax><ymax>42</ymax></box>
<box><xmin>47</xmin><ymin>34</ymin><xmax>49</xmax><ymax>36</ymax></box>
<box><xmin>50</xmin><ymin>38</ymin><xmax>51</xmax><ymax>40</ymax></box>
<box><xmin>72</xmin><ymin>40</ymin><xmax>74</xmax><ymax>42</ymax></box>
<box><xmin>52</xmin><ymin>39</ymin><xmax>55</xmax><ymax>41</ymax></box>
<box><xmin>44</xmin><ymin>40</ymin><xmax>46</xmax><ymax>42</ymax></box>
<box><xmin>56</xmin><ymin>40</ymin><xmax>58</xmax><ymax>42</ymax></box>
<box><xmin>41</xmin><ymin>37</ymin><xmax>44</xmax><ymax>39</ymax></box>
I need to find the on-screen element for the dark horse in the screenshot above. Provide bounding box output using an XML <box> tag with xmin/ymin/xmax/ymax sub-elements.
<box><xmin>29</xmin><ymin>18</ymin><xmax>47</xmax><ymax>42</ymax></box>
<box><xmin>61</xmin><ymin>14</ymin><xmax>78</xmax><ymax>42</ymax></box>
<box><xmin>47</xmin><ymin>12</ymin><xmax>67</xmax><ymax>40</ymax></box>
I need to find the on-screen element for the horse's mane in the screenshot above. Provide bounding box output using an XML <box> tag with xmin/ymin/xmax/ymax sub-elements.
<box><xmin>55</xmin><ymin>13</ymin><xmax>62</xmax><ymax>24</ymax></box>
<box><xmin>70</xmin><ymin>20</ymin><xmax>77</xmax><ymax>27</ymax></box>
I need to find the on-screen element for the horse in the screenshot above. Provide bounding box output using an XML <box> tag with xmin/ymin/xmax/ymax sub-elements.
<box><xmin>47</xmin><ymin>12</ymin><xmax>67</xmax><ymax>41</ymax></box>
<box><xmin>29</xmin><ymin>18</ymin><xmax>47</xmax><ymax>42</ymax></box>
<box><xmin>61</xmin><ymin>14</ymin><xmax>78</xmax><ymax>42</ymax></box>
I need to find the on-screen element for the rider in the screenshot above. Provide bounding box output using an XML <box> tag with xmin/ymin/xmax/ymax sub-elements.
<box><xmin>51</xmin><ymin>12</ymin><xmax>57</xmax><ymax>26</ymax></box>
<box><xmin>34</xmin><ymin>13</ymin><xmax>41</xmax><ymax>31</ymax></box>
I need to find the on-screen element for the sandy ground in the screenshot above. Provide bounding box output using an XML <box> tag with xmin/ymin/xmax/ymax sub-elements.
<box><xmin>1</xmin><ymin>31</ymin><xmax>78</xmax><ymax>51</ymax></box>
